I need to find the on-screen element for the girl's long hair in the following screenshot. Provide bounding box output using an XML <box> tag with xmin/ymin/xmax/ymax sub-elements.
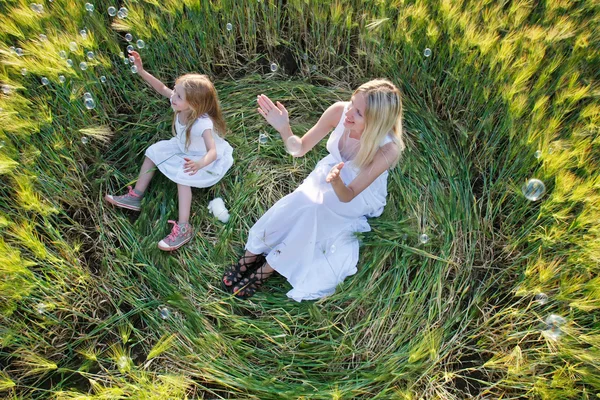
<box><xmin>171</xmin><ymin>74</ymin><xmax>226</xmax><ymax>150</ymax></box>
<box><xmin>352</xmin><ymin>79</ymin><xmax>405</xmax><ymax>170</ymax></box>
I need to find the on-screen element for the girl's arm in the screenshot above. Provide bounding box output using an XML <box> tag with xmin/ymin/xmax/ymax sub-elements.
<box><xmin>326</xmin><ymin>142</ymin><xmax>400</xmax><ymax>203</ymax></box>
<box><xmin>183</xmin><ymin>129</ymin><xmax>217</xmax><ymax>175</ymax></box>
<box><xmin>256</xmin><ymin>95</ymin><xmax>345</xmax><ymax>157</ymax></box>
<box><xmin>129</xmin><ymin>51</ymin><xmax>173</xmax><ymax>98</ymax></box>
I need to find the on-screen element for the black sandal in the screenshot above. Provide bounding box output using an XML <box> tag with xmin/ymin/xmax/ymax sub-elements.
<box><xmin>233</xmin><ymin>268</ymin><xmax>272</xmax><ymax>299</ymax></box>
<box><xmin>221</xmin><ymin>253</ymin><xmax>266</xmax><ymax>292</ymax></box>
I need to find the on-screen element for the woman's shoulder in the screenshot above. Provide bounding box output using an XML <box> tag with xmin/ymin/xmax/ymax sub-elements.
<box><xmin>321</xmin><ymin>101</ymin><xmax>349</xmax><ymax>128</ymax></box>
<box><xmin>377</xmin><ymin>138</ymin><xmax>402</xmax><ymax>166</ymax></box>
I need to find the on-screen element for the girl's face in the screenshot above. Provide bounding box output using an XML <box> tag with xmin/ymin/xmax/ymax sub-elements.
<box><xmin>343</xmin><ymin>92</ymin><xmax>367</xmax><ymax>137</ymax></box>
<box><xmin>170</xmin><ymin>83</ymin><xmax>191</xmax><ymax>112</ymax></box>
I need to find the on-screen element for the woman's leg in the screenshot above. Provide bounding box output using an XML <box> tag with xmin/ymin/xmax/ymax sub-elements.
<box><xmin>134</xmin><ymin>157</ymin><xmax>156</xmax><ymax>194</ymax></box>
<box><xmin>177</xmin><ymin>184</ymin><xmax>192</xmax><ymax>224</ymax></box>
<box><xmin>222</xmin><ymin>250</ymin><xmax>267</xmax><ymax>287</ymax></box>
<box><xmin>233</xmin><ymin>262</ymin><xmax>275</xmax><ymax>296</ymax></box>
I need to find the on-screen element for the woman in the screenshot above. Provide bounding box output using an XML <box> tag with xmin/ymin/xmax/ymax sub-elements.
<box><xmin>223</xmin><ymin>79</ymin><xmax>405</xmax><ymax>301</ymax></box>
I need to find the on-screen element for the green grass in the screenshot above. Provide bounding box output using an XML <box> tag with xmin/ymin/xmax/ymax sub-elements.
<box><xmin>1</xmin><ymin>0</ymin><xmax>599</xmax><ymax>398</ymax></box>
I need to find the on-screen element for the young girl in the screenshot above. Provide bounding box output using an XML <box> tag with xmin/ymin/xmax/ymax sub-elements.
<box><xmin>222</xmin><ymin>79</ymin><xmax>404</xmax><ymax>300</ymax></box>
<box><xmin>105</xmin><ymin>51</ymin><xmax>233</xmax><ymax>251</ymax></box>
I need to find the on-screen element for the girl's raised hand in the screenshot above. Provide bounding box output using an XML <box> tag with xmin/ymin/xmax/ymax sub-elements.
<box><xmin>326</xmin><ymin>162</ymin><xmax>345</xmax><ymax>183</ymax></box>
<box><xmin>256</xmin><ymin>94</ymin><xmax>289</xmax><ymax>133</ymax></box>
<box><xmin>129</xmin><ymin>50</ymin><xmax>144</xmax><ymax>72</ymax></box>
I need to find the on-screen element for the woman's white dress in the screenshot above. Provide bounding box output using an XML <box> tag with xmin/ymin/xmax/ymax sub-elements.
<box><xmin>246</xmin><ymin>102</ymin><xmax>393</xmax><ymax>301</ymax></box>
<box><xmin>145</xmin><ymin>114</ymin><xmax>234</xmax><ymax>188</ymax></box>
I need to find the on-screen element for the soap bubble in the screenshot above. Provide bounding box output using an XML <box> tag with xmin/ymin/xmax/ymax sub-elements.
<box><xmin>522</xmin><ymin>179</ymin><xmax>546</xmax><ymax>201</ymax></box>
<box><xmin>86</xmin><ymin>51</ymin><xmax>95</xmax><ymax>59</ymax></box>
<box><xmin>107</xmin><ymin>6</ymin><xmax>116</xmax><ymax>16</ymax></box>
<box><xmin>128</xmin><ymin>55</ymin><xmax>135</xmax><ymax>63</ymax></box>
<box><xmin>535</xmin><ymin>292</ymin><xmax>549</xmax><ymax>305</ymax></box>
<box><xmin>59</xmin><ymin>50</ymin><xmax>67</xmax><ymax>59</ymax></box>
<box><xmin>67</xmin><ymin>59</ymin><xmax>74</xmax><ymax>67</ymax></box>
<box><xmin>35</xmin><ymin>303</ymin><xmax>47</xmax><ymax>314</ymax></box>
<box><xmin>39</xmin><ymin>34</ymin><xmax>47</xmax><ymax>42</ymax></box>
<box><xmin>69</xmin><ymin>42</ymin><xmax>78</xmax><ymax>51</ymax></box>
<box><xmin>1</xmin><ymin>85</ymin><xmax>11</xmax><ymax>95</ymax></box>
<box><xmin>15</xmin><ymin>48</ymin><xmax>23</xmax><ymax>56</ymax></box>
<box><xmin>286</xmin><ymin>135</ymin><xmax>302</xmax><ymax>156</ymax></box>
<box><xmin>30</xmin><ymin>3</ymin><xmax>43</xmax><ymax>13</ymax></box>
<box><xmin>119</xmin><ymin>51</ymin><xmax>125</xmax><ymax>58</ymax></box>
<box><xmin>126</xmin><ymin>44</ymin><xmax>134</xmax><ymax>53</ymax></box>
<box><xmin>226</xmin><ymin>23</ymin><xmax>233</xmax><ymax>31</ymax></box>
<box><xmin>80</xmin><ymin>29</ymin><xmax>87</xmax><ymax>39</ymax></box>
<box><xmin>158</xmin><ymin>305</ymin><xmax>171</xmax><ymax>319</ymax></box>
<box><xmin>59</xmin><ymin>75</ymin><xmax>66</xmax><ymax>83</ymax></box>
<box><xmin>303</xmin><ymin>53</ymin><xmax>308</xmax><ymax>61</ymax></box>
<box><xmin>424</xmin><ymin>48</ymin><xmax>432</xmax><ymax>57</ymax></box>
<box><xmin>41</xmin><ymin>77</ymin><xmax>49</xmax><ymax>85</ymax></box>
<box><xmin>117</xmin><ymin>7</ymin><xmax>128</xmax><ymax>19</ymax></box>
<box><xmin>0</xmin><ymin>140</ymin><xmax>5</xmax><ymax>148</ymax></box>
<box><xmin>85</xmin><ymin>3</ymin><xmax>94</xmax><ymax>12</ymax></box>
<box><xmin>330</xmin><ymin>244</ymin><xmax>336</xmax><ymax>253</ymax></box>
<box><xmin>117</xmin><ymin>355</ymin><xmax>130</xmax><ymax>371</ymax></box>
<box><xmin>79</xmin><ymin>61</ymin><xmax>88</xmax><ymax>70</ymax></box>
<box><xmin>124</xmin><ymin>57</ymin><xmax>130</xmax><ymax>64</ymax></box>
<box><xmin>419</xmin><ymin>233</ymin><xmax>430</xmax><ymax>244</ymax></box>
<box><xmin>130</xmin><ymin>65</ymin><xmax>138</xmax><ymax>74</ymax></box>
<box><xmin>81</xmin><ymin>136</ymin><xmax>89</xmax><ymax>144</ymax></box>
<box><xmin>534</xmin><ymin>150</ymin><xmax>542</xmax><ymax>159</ymax></box>
<box><xmin>136</xmin><ymin>39</ymin><xmax>145</xmax><ymax>49</ymax></box>
<box><xmin>84</xmin><ymin>97</ymin><xmax>96</xmax><ymax>110</ymax></box>
<box><xmin>21</xmin><ymin>68</ymin><xmax>27</xmax><ymax>76</ymax></box>
<box><xmin>270</xmin><ymin>63</ymin><xmax>278</xmax><ymax>72</ymax></box>
<box><xmin>9</xmin><ymin>46</ymin><xmax>16</xmax><ymax>53</ymax></box>
<box><xmin>259</xmin><ymin>133</ymin><xmax>268</xmax><ymax>144</ymax></box>
<box><xmin>83</xmin><ymin>92</ymin><xmax>92</xmax><ymax>99</ymax></box>
<box><xmin>100</xmin><ymin>76</ymin><xmax>106</xmax><ymax>83</ymax></box>
<box><xmin>546</xmin><ymin>314</ymin><xmax>566</xmax><ymax>329</ymax></box>
<box><xmin>311</xmin><ymin>65</ymin><xmax>317</xmax><ymax>72</ymax></box>
<box><xmin>125</xmin><ymin>33</ymin><xmax>133</xmax><ymax>42</ymax></box>
<box><xmin>543</xmin><ymin>314</ymin><xmax>567</xmax><ymax>341</ymax></box>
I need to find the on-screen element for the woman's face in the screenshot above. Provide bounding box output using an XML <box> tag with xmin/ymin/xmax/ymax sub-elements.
<box><xmin>343</xmin><ymin>91</ymin><xmax>367</xmax><ymax>137</ymax></box>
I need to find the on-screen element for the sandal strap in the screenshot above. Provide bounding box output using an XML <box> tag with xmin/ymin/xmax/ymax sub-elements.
<box><xmin>223</xmin><ymin>254</ymin><xmax>265</xmax><ymax>285</ymax></box>
<box><xmin>235</xmin><ymin>268</ymin><xmax>271</xmax><ymax>297</ymax></box>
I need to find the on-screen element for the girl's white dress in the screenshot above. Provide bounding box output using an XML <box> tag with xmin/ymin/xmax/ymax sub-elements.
<box><xmin>246</xmin><ymin>102</ymin><xmax>393</xmax><ymax>302</ymax></box>
<box><xmin>145</xmin><ymin>114</ymin><xmax>234</xmax><ymax>188</ymax></box>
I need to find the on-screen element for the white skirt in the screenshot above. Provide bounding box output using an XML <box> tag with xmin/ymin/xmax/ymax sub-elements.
<box><xmin>145</xmin><ymin>137</ymin><xmax>233</xmax><ymax>188</ymax></box>
<box><xmin>245</xmin><ymin>158</ymin><xmax>375</xmax><ymax>302</ymax></box>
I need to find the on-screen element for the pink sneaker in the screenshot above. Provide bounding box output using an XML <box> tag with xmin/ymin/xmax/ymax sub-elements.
<box><xmin>157</xmin><ymin>220</ymin><xmax>193</xmax><ymax>251</ymax></box>
<box><xmin>105</xmin><ymin>186</ymin><xmax>143</xmax><ymax>211</ymax></box>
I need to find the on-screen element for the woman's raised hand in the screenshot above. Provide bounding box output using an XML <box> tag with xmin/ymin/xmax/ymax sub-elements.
<box><xmin>129</xmin><ymin>50</ymin><xmax>144</xmax><ymax>72</ymax></box>
<box><xmin>256</xmin><ymin>94</ymin><xmax>289</xmax><ymax>133</ymax></box>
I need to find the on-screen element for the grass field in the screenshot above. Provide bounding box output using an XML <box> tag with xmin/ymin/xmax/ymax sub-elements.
<box><xmin>1</xmin><ymin>0</ymin><xmax>599</xmax><ymax>398</ymax></box>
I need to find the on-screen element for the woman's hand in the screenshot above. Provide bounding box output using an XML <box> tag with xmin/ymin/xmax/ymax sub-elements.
<box><xmin>183</xmin><ymin>157</ymin><xmax>202</xmax><ymax>175</ymax></box>
<box><xmin>326</xmin><ymin>162</ymin><xmax>345</xmax><ymax>183</ymax></box>
<box><xmin>128</xmin><ymin>50</ymin><xmax>144</xmax><ymax>72</ymax></box>
<box><xmin>256</xmin><ymin>94</ymin><xmax>289</xmax><ymax>133</ymax></box>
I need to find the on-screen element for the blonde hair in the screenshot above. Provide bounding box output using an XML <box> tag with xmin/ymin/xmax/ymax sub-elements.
<box><xmin>171</xmin><ymin>74</ymin><xmax>227</xmax><ymax>150</ymax></box>
<box><xmin>352</xmin><ymin>79</ymin><xmax>405</xmax><ymax>170</ymax></box>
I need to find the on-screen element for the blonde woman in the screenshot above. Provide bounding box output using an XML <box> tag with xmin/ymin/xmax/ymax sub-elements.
<box><xmin>222</xmin><ymin>79</ymin><xmax>404</xmax><ymax>300</ymax></box>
